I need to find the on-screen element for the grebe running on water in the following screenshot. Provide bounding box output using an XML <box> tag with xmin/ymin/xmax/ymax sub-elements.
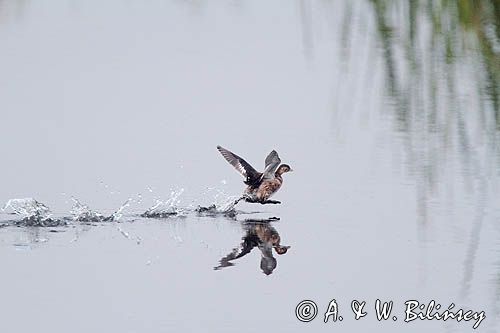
<box><xmin>217</xmin><ymin>146</ymin><xmax>292</xmax><ymax>205</ymax></box>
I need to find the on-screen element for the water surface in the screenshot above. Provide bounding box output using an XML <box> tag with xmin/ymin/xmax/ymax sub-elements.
<box><xmin>0</xmin><ymin>1</ymin><xmax>499</xmax><ymax>332</ymax></box>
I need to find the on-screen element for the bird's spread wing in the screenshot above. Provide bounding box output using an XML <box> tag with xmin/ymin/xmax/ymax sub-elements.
<box><xmin>261</xmin><ymin>150</ymin><xmax>281</xmax><ymax>180</ymax></box>
<box><xmin>217</xmin><ymin>146</ymin><xmax>262</xmax><ymax>184</ymax></box>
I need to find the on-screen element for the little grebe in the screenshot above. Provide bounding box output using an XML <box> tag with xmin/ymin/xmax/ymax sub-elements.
<box><xmin>217</xmin><ymin>146</ymin><xmax>292</xmax><ymax>205</ymax></box>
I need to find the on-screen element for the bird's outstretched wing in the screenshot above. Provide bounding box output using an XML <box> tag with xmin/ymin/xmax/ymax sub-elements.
<box><xmin>217</xmin><ymin>146</ymin><xmax>262</xmax><ymax>184</ymax></box>
<box><xmin>261</xmin><ymin>150</ymin><xmax>281</xmax><ymax>180</ymax></box>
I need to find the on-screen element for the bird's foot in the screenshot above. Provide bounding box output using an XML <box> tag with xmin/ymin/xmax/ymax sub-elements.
<box><xmin>261</xmin><ymin>200</ymin><xmax>281</xmax><ymax>205</ymax></box>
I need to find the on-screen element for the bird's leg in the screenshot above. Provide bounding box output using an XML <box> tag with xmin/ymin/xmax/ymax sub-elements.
<box><xmin>233</xmin><ymin>196</ymin><xmax>245</xmax><ymax>206</ymax></box>
<box><xmin>261</xmin><ymin>200</ymin><xmax>281</xmax><ymax>205</ymax></box>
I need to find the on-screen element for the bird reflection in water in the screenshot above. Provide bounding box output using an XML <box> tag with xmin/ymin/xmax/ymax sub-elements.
<box><xmin>214</xmin><ymin>218</ymin><xmax>290</xmax><ymax>275</ymax></box>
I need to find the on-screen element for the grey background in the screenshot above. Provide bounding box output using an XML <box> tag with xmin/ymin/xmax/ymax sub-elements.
<box><xmin>0</xmin><ymin>1</ymin><xmax>499</xmax><ymax>332</ymax></box>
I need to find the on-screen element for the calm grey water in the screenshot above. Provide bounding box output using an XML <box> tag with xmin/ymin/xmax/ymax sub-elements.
<box><xmin>1</xmin><ymin>1</ymin><xmax>499</xmax><ymax>332</ymax></box>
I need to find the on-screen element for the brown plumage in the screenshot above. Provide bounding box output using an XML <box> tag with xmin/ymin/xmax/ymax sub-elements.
<box><xmin>217</xmin><ymin>146</ymin><xmax>292</xmax><ymax>205</ymax></box>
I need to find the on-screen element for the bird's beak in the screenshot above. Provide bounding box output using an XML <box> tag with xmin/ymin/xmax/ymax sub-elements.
<box><xmin>289</xmin><ymin>168</ymin><xmax>294</xmax><ymax>172</ymax></box>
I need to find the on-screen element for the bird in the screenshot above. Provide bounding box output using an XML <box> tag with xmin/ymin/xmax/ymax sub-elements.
<box><xmin>217</xmin><ymin>145</ymin><xmax>292</xmax><ymax>205</ymax></box>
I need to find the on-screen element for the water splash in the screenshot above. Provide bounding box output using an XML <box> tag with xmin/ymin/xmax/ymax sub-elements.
<box><xmin>195</xmin><ymin>195</ymin><xmax>241</xmax><ymax>218</ymax></box>
<box><xmin>0</xmin><ymin>187</ymin><xmax>259</xmax><ymax>228</ymax></box>
<box><xmin>71</xmin><ymin>197</ymin><xmax>139</xmax><ymax>244</ymax></box>
<box><xmin>216</xmin><ymin>195</ymin><xmax>242</xmax><ymax>212</ymax></box>
<box><xmin>71</xmin><ymin>198</ymin><xmax>110</xmax><ymax>222</ymax></box>
<box><xmin>140</xmin><ymin>186</ymin><xmax>241</xmax><ymax>218</ymax></box>
<box><xmin>3</xmin><ymin>198</ymin><xmax>51</xmax><ymax>218</ymax></box>
<box><xmin>2</xmin><ymin>198</ymin><xmax>65</xmax><ymax>227</ymax></box>
<box><xmin>71</xmin><ymin>198</ymin><xmax>131</xmax><ymax>222</ymax></box>
<box><xmin>192</xmin><ymin>184</ymin><xmax>243</xmax><ymax>217</ymax></box>
<box><xmin>141</xmin><ymin>188</ymin><xmax>186</xmax><ymax>218</ymax></box>
<box><xmin>110</xmin><ymin>198</ymin><xmax>131</xmax><ymax>221</ymax></box>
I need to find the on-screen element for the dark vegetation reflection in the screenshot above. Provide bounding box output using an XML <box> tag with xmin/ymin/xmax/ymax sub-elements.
<box><xmin>214</xmin><ymin>219</ymin><xmax>290</xmax><ymax>275</ymax></box>
<box><xmin>298</xmin><ymin>2</ymin><xmax>500</xmax><ymax>326</ymax></box>
<box><xmin>329</xmin><ymin>0</ymin><xmax>500</xmax><ymax>322</ymax></box>
<box><xmin>366</xmin><ymin>0</ymin><xmax>499</xmax><ymax>284</ymax></box>
<box><xmin>364</xmin><ymin>0</ymin><xmax>500</xmax><ymax>217</ymax></box>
